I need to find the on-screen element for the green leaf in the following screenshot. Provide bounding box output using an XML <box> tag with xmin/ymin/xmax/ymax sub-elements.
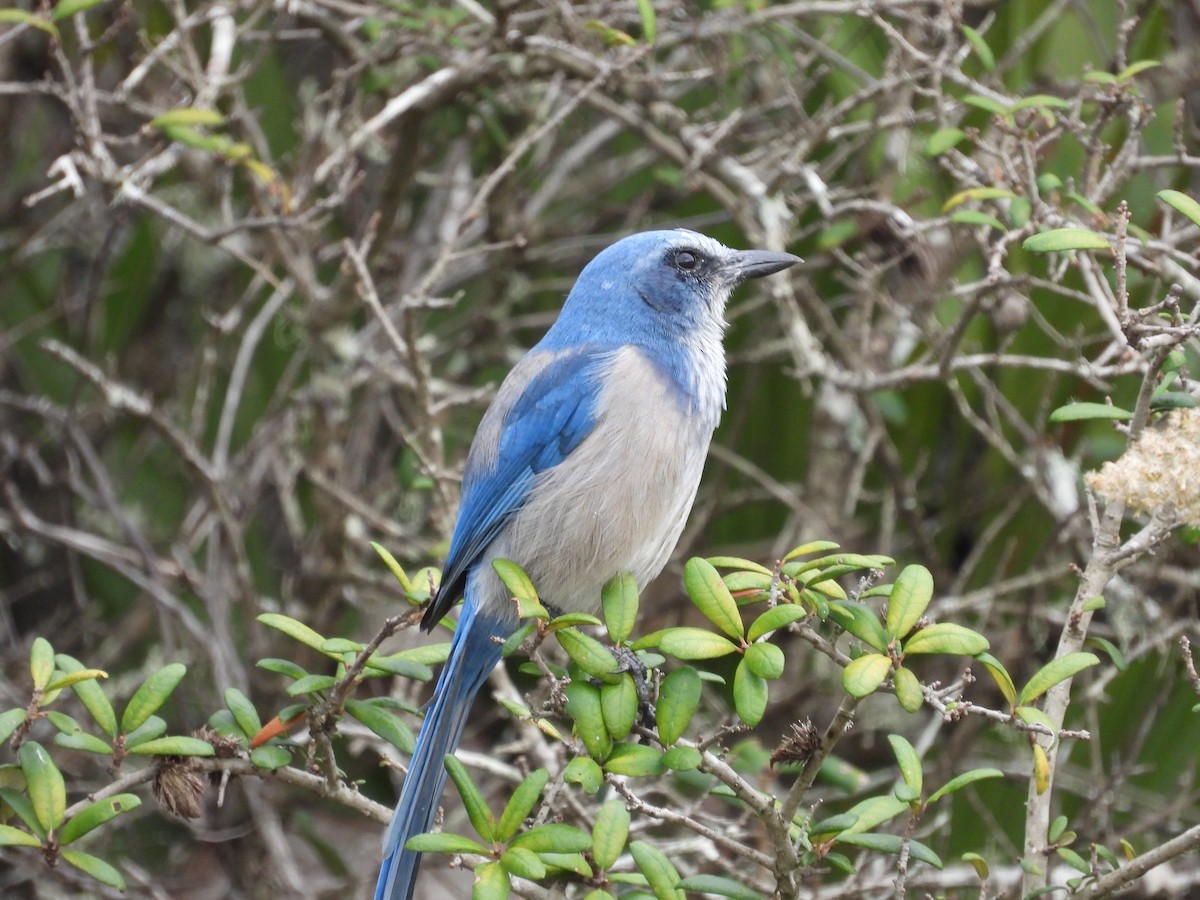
<box><xmin>224</xmin><ymin>688</ymin><xmax>262</xmax><ymax>739</ymax></box>
<box><xmin>635</xmin><ymin>0</ymin><xmax>655</xmax><ymax>42</ymax></box>
<box><xmin>501</xmin><ymin>845</ymin><xmax>546</xmax><ymax>880</ymax></box>
<box><xmin>493</xmin><ymin>558</ymin><xmax>549</xmax><ymax>621</ymax></box>
<box><xmin>656</xmin><ymin>666</ymin><xmax>701</xmax><ymax>746</ymax></box>
<box><xmin>19</xmin><ymin>742</ymin><xmax>65</xmax><ymax>832</ymax></box>
<box><xmin>0</xmin><ymin>824</ymin><xmax>42</xmax><ymax>847</ymax></box>
<box><xmin>927</xmin><ymin>768</ymin><xmax>1004</xmax><ymax>803</ymax></box>
<box><xmin>564</xmin><ymin>756</ymin><xmax>603</xmax><ymax>793</ymax></box>
<box><xmin>1018</xmin><ymin>652</ymin><xmax>1101</xmax><ymax>706</ymax></box>
<box><xmin>903</xmin><ymin>623</ymin><xmax>989</xmax><ymax>656</ymax></box>
<box><xmin>538</xmin><ymin>851</ymin><xmax>592</xmax><ymax>876</ymax></box>
<box><xmin>1023</xmin><ymin>228</ymin><xmax>1111</xmax><ymax>253</ymax></box>
<box><xmin>842</xmin><ymin>653</ymin><xmax>892</xmax><ymax>698</ymax></box>
<box><xmin>961</xmin><ymin>25</ymin><xmax>994</xmax><ymax>70</ymax></box>
<box><xmin>509</xmin><ymin>823</ymin><xmax>592</xmax><ymax>853</ymax></box>
<box><xmin>0</xmin><ymin>10</ymin><xmax>59</xmax><ymax>37</ymax></box>
<box><xmin>976</xmin><ymin>653</ymin><xmax>1017</xmax><ymax>708</ymax></box>
<box><xmin>256</xmin><ymin>658</ymin><xmax>308</xmax><ymax>680</ymax></box>
<box><xmin>58</xmin><ymin>794</ymin><xmax>142</xmax><ymax>845</ymax></box>
<box><xmin>676</xmin><ymin>874</ymin><xmax>760</xmax><ymax>900</ymax></box>
<box><xmin>127</xmin><ymin>736</ymin><xmax>215</xmax><ymax>756</ymax></box>
<box><xmin>445</xmin><ymin>755</ymin><xmax>496</xmax><ymax>842</ymax></box>
<box><xmin>827</xmin><ymin>601</ymin><xmax>890</xmax><ymax>652</ymax></box>
<box><xmin>886</xmin><ymin>565</ymin><xmax>934</xmax><ymax>638</ymax></box>
<box><xmin>1049</xmin><ymin>402</ymin><xmax>1132</xmax><ymax>422</ymax></box>
<box><xmin>286</xmin><ymin>674</ymin><xmax>337</xmax><ymax>696</ymax></box>
<box><xmin>662</xmin><ymin>746</ymin><xmax>702</xmax><ymax>771</ymax></box>
<box><xmin>363</xmin><ymin>653</ymin><xmax>434</xmax><ymax>681</ymax></box>
<box><xmin>51</xmin><ymin>0</ymin><xmax>108</xmax><ymax>20</ymax></box>
<box><xmin>1157</xmin><ymin>190</ymin><xmax>1200</xmax><ymax>229</ymax></box>
<box><xmin>926</xmin><ymin>128</ymin><xmax>967</xmax><ymax>156</ymax></box>
<box><xmin>1016</xmin><ymin>705</ymin><xmax>1057</xmax><ymax>736</ymax></box>
<box><xmin>962</xmin><ymin>851</ymin><xmax>990</xmax><ymax>879</ymax></box>
<box><xmin>708</xmin><ymin>555</ymin><xmax>775</xmax><ymax>576</ymax></box>
<box><xmin>684</xmin><ymin>558</ymin><xmax>744</xmax><ymax>640</ymax></box>
<box><xmin>405</xmin><ymin>832</ymin><xmax>490</xmax><ymax>855</ymax></box>
<box><xmin>653</xmin><ymin>627</ymin><xmax>739</xmax><ymax>660</ymax></box>
<box><xmin>602</xmin><ymin>573</ymin><xmax>639</xmax><ymax>644</ymax></box>
<box><xmin>566</xmin><ymin>680</ymin><xmax>611</xmax><ymax>760</ymax></box>
<box><xmin>556</xmin><ymin>628</ymin><xmax>620</xmax><ymax>681</ymax></box>
<box><xmin>1118</xmin><ymin>59</ymin><xmax>1162</xmax><ymax>81</ymax></box>
<box><xmin>56</xmin><ymin>654</ymin><xmax>117</xmax><ymax>738</ymax></box>
<box><xmin>474</xmin><ymin>861</ymin><xmax>510</xmax><ymax>900</ymax></box>
<box><xmin>53</xmin><ymin>731</ymin><xmax>113</xmax><ymax>755</ymax></box>
<box><xmin>0</xmin><ymin>709</ymin><xmax>26</xmax><ymax>746</ymax></box>
<box><xmin>838</xmin><ymin>832</ymin><xmax>943</xmax><ymax>869</ymax></box>
<box><xmin>893</xmin><ymin>666</ymin><xmax>923</xmax><ymax>713</ymax></box>
<box><xmin>1010</xmin><ymin>94</ymin><xmax>1072</xmax><ymax>112</ymax></box>
<box><xmin>733</xmin><ymin>659</ymin><xmax>768</xmax><ymax>726</ymax></box>
<box><xmin>888</xmin><ymin>734</ymin><xmax>923</xmax><ymax>799</ymax></box>
<box><xmin>345</xmin><ymin>699</ymin><xmax>416</xmax><ymax>754</ymax></box>
<box><xmin>1086</xmin><ymin>636</ymin><xmax>1127</xmax><ymax>671</ymax></box>
<box><xmin>123</xmin><ymin>715</ymin><xmax>168</xmax><ymax>749</ymax></box>
<box><xmin>603</xmin><ymin>743</ymin><xmax>665</xmax><ymax>777</ymax></box>
<box><xmin>495</xmin><ymin>768</ymin><xmax>548</xmax><ymax>842</ymax></box>
<box><xmin>61</xmin><ymin>849</ymin><xmax>126</xmax><ymax>890</ymax></box>
<box><xmin>600</xmin><ymin>674</ymin><xmax>638</xmax><ymax>741</ymax></box>
<box><xmin>962</xmin><ymin>94</ymin><xmax>1007</xmax><ymax>115</ymax></box>
<box><xmin>592</xmin><ymin>799</ymin><xmax>630</xmax><ymax>870</ymax></box>
<box><xmin>941</xmin><ymin>186</ymin><xmax>1017</xmax><ymax>212</ymax></box>
<box><xmin>30</xmin><ymin>638</ymin><xmax>55</xmax><ymax>691</ymax></box>
<box><xmin>747</xmin><ymin>605</ymin><xmax>806</xmax><ymax>642</ymax></box>
<box><xmin>1149</xmin><ymin>392</ymin><xmax>1198</xmax><ymax>412</ymax></box>
<box><xmin>45</xmin><ymin>668</ymin><xmax>108</xmax><ymax>693</ymax></box>
<box><xmin>257</xmin><ymin>613</ymin><xmax>328</xmax><ymax>652</ymax></box>
<box><xmin>121</xmin><ymin>663</ymin><xmax>187</xmax><ymax>735</ymax></box>
<box><xmin>1057</xmin><ymin>846</ymin><xmax>1091</xmax><ymax>874</ymax></box>
<box><xmin>744</xmin><ymin>642</ymin><xmax>785</xmax><ymax>680</ymax></box>
<box><xmin>631</xmin><ymin>840</ymin><xmax>683</xmax><ymax>900</ymax></box>
<box><xmin>250</xmin><ymin>745</ymin><xmax>292</xmax><ymax>769</ymax></box>
<box><xmin>370</xmin><ymin>540</ymin><xmax>413</xmax><ymax>592</ymax></box>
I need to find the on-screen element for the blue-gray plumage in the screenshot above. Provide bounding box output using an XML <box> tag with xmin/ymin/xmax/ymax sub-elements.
<box><xmin>374</xmin><ymin>229</ymin><xmax>799</xmax><ymax>899</ymax></box>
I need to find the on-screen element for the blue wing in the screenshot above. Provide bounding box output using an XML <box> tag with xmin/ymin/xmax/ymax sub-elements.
<box><xmin>421</xmin><ymin>345</ymin><xmax>612</xmax><ymax>628</ymax></box>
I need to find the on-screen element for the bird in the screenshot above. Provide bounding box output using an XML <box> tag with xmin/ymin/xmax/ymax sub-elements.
<box><xmin>374</xmin><ymin>228</ymin><xmax>800</xmax><ymax>900</ymax></box>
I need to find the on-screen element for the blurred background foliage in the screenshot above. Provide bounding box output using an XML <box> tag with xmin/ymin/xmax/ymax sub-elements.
<box><xmin>2</xmin><ymin>0</ymin><xmax>1200</xmax><ymax>897</ymax></box>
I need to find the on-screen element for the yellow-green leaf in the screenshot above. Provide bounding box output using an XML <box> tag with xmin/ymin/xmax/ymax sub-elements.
<box><xmin>842</xmin><ymin>653</ymin><xmax>892</xmax><ymax>698</ymax></box>
<box><xmin>1023</xmin><ymin>228</ymin><xmax>1111</xmax><ymax>253</ymax></box>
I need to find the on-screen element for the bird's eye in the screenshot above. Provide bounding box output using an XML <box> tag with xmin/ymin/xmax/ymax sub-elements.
<box><xmin>673</xmin><ymin>250</ymin><xmax>700</xmax><ymax>271</ymax></box>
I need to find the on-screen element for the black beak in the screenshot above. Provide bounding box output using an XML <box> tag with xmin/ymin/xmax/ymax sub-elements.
<box><xmin>727</xmin><ymin>249</ymin><xmax>802</xmax><ymax>282</ymax></box>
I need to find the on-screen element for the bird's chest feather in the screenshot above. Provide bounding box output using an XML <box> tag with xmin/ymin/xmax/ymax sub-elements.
<box><xmin>490</xmin><ymin>346</ymin><xmax>721</xmax><ymax>611</ymax></box>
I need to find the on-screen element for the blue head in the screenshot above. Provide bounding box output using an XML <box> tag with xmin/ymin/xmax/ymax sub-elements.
<box><xmin>539</xmin><ymin>229</ymin><xmax>800</xmax><ymax>352</ymax></box>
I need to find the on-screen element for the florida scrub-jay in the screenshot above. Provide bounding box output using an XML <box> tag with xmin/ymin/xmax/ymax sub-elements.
<box><xmin>375</xmin><ymin>229</ymin><xmax>799</xmax><ymax>899</ymax></box>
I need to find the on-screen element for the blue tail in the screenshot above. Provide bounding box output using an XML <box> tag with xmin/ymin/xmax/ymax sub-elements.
<box><xmin>374</xmin><ymin>602</ymin><xmax>509</xmax><ymax>900</ymax></box>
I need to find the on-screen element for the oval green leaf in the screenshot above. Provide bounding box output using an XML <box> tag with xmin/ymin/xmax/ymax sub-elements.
<box><xmin>657</xmin><ymin>628</ymin><xmax>739</xmax><ymax>660</ymax></box>
<box><xmin>733</xmin><ymin>659</ymin><xmax>768</xmax><ymax>727</ymax></box>
<box><xmin>1023</xmin><ymin>228</ymin><xmax>1111</xmax><ymax>253</ymax></box>
<box><xmin>656</xmin><ymin>666</ymin><xmax>701</xmax><ymax>746</ymax></box>
<box><xmin>744</xmin><ymin>642</ymin><xmax>785</xmax><ymax>680</ymax></box>
<box><xmin>684</xmin><ymin>558</ymin><xmax>744</xmax><ymax>640</ymax></box>
<box><xmin>121</xmin><ymin>664</ymin><xmax>187</xmax><ymax>735</ymax></box>
<box><xmin>1157</xmin><ymin>189</ymin><xmax>1200</xmax><ymax>229</ymax></box>
<box><xmin>842</xmin><ymin>653</ymin><xmax>892</xmax><ymax>698</ymax></box>
<box><xmin>496</xmin><ymin>768</ymin><xmax>549</xmax><ymax>842</ymax></box>
<box><xmin>886</xmin><ymin>564</ymin><xmax>934</xmax><ymax>639</ymax></box>
<box><xmin>19</xmin><ymin>742</ymin><xmax>65</xmax><ymax>832</ymax></box>
<box><xmin>903</xmin><ymin>623</ymin><xmax>989</xmax><ymax>656</ymax></box>
<box><xmin>592</xmin><ymin>799</ymin><xmax>630</xmax><ymax>870</ymax></box>
<box><xmin>58</xmin><ymin>794</ymin><xmax>142</xmax><ymax>845</ymax></box>
<box><xmin>600</xmin><ymin>673</ymin><xmax>638</xmax><ymax>741</ymax></box>
<box><xmin>1049</xmin><ymin>402</ymin><xmax>1133</xmax><ymax>423</ymax></box>
<box><xmin>1018</xmin><ymin>652</ymin><xmax>1101</xmax><ymax>706</ymax></box>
